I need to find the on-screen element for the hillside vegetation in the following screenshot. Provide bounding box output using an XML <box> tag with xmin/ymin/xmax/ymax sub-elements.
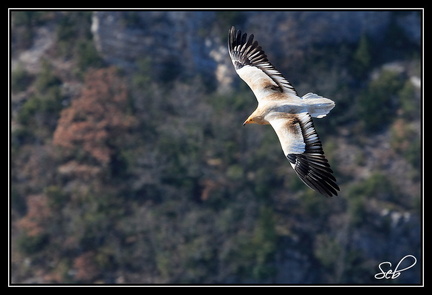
<box><xmin>11</xmin><ymin>10</ymin><xmax>421</xmax><ymax>284</ymax></box>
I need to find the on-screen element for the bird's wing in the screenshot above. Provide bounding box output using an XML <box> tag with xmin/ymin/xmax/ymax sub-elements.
<box><xmin>228</xmin><ymin>26</ymin><xmax>297</xmax><ymax>102</ymax></box>
<box><xmin>268</xmin><ymin>112</ymin><xmax>340</xmax><ymax>197</ymax></box>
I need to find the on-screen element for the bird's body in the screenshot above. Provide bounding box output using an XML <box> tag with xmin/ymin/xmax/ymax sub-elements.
<box><xmin>244</xmin><ymin>93</ymin><xmax>336</xmax><ymax>125</ymax></box>
<box><xmin>228</xmin><ymin>26</ymin><xmax>340</xmax><ymax>197</ymax></box>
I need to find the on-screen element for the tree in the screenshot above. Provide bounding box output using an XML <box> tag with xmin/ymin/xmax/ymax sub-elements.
<box><xmin>352</xmin><ymin>33</ymin><xmax>372</xmax><ymax>78</ymax></box>
<box><xmin>357</xmin><ymin>70</ymin><xmax>402</xmax><ymax>133</ymax></box>
<box><xmin>53</xmin><ymin>67</ymin><xmax>135</xmax><ymax>167</ymax></box>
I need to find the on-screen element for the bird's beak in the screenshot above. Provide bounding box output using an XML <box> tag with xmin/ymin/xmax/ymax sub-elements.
<box><xmin>243</xmin><ymin>118</ymin><xmax>250</xmax><ymax>126</ymax></box>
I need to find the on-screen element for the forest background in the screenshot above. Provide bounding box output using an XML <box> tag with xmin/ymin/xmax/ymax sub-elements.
<box><xmin>10</xmin><ymin>10</ymin><xmax>422</xmax><ymax>284</ymax></box>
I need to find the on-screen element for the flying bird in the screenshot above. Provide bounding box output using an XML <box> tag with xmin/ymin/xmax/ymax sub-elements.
<box><xmin>228</xmin><ymin>26</ymin><xmax>340</xmax><ymax>197</ymax></box>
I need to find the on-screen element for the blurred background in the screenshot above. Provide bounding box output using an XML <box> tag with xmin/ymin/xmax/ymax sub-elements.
<box><xmin>10</xmin><ymin>10</ymin><xmax>422</xmax><ymax>284</ymax></box>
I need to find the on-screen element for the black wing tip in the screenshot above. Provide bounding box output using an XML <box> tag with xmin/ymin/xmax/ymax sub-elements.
<box><xmin>289</xmin><ymin>113</ymin><xmax>339</xmax><ymax>197</ymax></box>
<box><xmin>288</xmin><ymin>153</ymin><xmax>340</xmax><ymax>198</ymax></box>
<box><xmin>228</xmin><ymin>26</ymin><xmax>270</xmax><ymax>71</ymax></box>
<box><xmin>228</xmin><ymin>26</ymin><xmax>240</xmax><ymax>49</ymax></box>
<box><xmin>228</xmin><ymin>26</ymin><xmax>258</xmax><ymax>54</ymax></box>
<box><xmin>229</xmin><ymin>26</ymin><xmax>240</xmax><ymax>39</ymax></box>
<box><xmin>228</xmin><ymin>26</ymin><xmax>298</xmax><ymax>95</ymax></box>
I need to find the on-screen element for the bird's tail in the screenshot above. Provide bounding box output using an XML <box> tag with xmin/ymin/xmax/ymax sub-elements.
<box><xmin>302</xmin><ymin>93</ymin><xmax>336</xmax><ymax>118</ymax></box>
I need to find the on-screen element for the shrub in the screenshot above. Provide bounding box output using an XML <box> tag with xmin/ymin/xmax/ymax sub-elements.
<box><xmin>11</xmin><ymin>66</ymin><xmax>33</xmax><ymax>93</ymax></box>
<box><xmin>357</xmin><ymin>70</ymin><xmax>403</xmax><ymax>133</ymax></box>
<box><xmin>352</xmin><ymin>33</ymin><xmax>372</xmax><ymax>78</ymax></box>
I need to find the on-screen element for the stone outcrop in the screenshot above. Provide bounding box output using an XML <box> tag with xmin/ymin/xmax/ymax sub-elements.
<box><xmin>90</xmin><ymin>11</ymin><xmax>420</xmax><ymax>92</ymax></box>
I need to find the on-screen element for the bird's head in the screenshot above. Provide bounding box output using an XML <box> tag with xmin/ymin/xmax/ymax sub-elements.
<box><xmin>243</xmin><ymin>115</ymin><xmax>267</xmax><ymax>126</ymax></box>
<box><xmin>243</xmin><ymin>117</ymin><xmax>254</xmax><ymax>126</ymax></box>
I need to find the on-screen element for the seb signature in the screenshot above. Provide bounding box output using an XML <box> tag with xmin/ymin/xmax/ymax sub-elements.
<box><xmin>374</xmin><ymin>255</ymin><xmax>417</xmax><ymax>280</ymax></box>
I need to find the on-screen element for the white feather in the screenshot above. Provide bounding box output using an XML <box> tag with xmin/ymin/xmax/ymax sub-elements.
<box><xmin>301</xmin><ymin>92</ymin><xmax>336</xmax><ymax>118</ymax></box>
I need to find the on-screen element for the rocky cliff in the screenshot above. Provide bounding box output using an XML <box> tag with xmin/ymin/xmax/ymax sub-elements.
<box><xmin>90</xmin><ymin>10</ymin><xmax>420</xmax><ymax>92</ymax></box>
<box><xmin>91</xmin><ymin>11</ymin><xmax>220</xmax><ymax>86</ymax></box>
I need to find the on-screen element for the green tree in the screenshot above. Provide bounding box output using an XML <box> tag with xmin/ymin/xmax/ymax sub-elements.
<box><xmin>15</xmin><ymin>61</ymin><xmax>63</xmax><ymax>143</ymax></box>
<box><xmin>357</xmin><ymin>70</ymin><xmax>403</xmax><ymax>133</ymax></box>
<box><xmin>352</xmin><ymin>33</ymin><xmax>372</xmax><ymax>78</ymax></box>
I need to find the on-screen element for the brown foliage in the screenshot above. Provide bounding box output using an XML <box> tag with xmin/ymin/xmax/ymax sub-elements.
<box><xmin>53</xmin><ymin>67</ymin><xmax>135</xmax><ymax>165</ymax></box>
<box><xmin>73</xmin><ymin>251</ymin><xmax>99</xmax><ymax>281</ymax></box>
<box><xmin>17</xmin><ymin>194</ymin><xmax>51</xmax><ymax>237</ymax></box>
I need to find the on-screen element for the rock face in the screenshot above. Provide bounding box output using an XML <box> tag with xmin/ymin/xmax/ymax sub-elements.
<box><xmin>90</xmin><ymin>11</ymin><xmax>420</xmax><ymax>91</ymax></box>
<box><xmin>91</xmin><ymin>11</ymin><xmax>220</xmax><ymax>84</ymax></box>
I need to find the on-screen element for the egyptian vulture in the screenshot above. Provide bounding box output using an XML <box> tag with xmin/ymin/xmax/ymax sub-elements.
<box><xmin>228</xmin><ymin>26</ymin><xmax>340</xmax><ymax>197</ymax></box>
